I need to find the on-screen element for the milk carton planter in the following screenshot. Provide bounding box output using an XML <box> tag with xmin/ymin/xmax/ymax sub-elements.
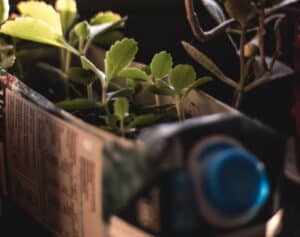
<box><xmin>0</xmin><ymin>73</ymin><xmax>285</xmax><ymax>237</ymax></box>
<box><xmin>0</xmin><ymin>72</ymin><xmax>226</xmax><ymax>231</ymax></box>
<box><xmin>0</xmin><ymin>0</ymin><xmax>286</xmax><ymax>237</ymax></box>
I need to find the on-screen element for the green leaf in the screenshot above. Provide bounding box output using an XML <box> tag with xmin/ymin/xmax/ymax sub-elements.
<box><xmin>169</xmin><ymin>64</ymin><xmax>196</xmax><ymax>93</ymax></box>
<box><xmin>36</xmin><ymin>62</ymin><xmax>66</xmax><ymax>79</ymax></box>
<box><xmin>0</xmin><ymin>55</ymin><xmax>15</xmax><ymax>69</ymax></box>
<box><xmin>0</xmin><ymin>17</ymin><xmax>65</xmax><ymax>48</ymax></box>
<box><xmin>107</xmin><ymin>88</ymin><xmax>134</xmax><ymax>101</ymax></box>
<box><xmin>182</xmin><ymin>41</ymin><xmax>238</xmax><ymax>89</ymax></box>
<box><xmin>0</xmin><ymin>0</ymin><xmax>9</xmax><ymax>24</ymax></box>
<box><xmin>118</xmin><ymin>67</ymin><xmax>148</xmax><ymax>81</ymax></box>
<box><xmin>74</xmin><ymin>21</ymin><xmax>90</xmax><ymax>41</ymax></box>
<box><xmin>55</xmin><ymin>0</ymin><xmax>77</xmax><ymax>33</ymax></box>
<box><xmin>114</xmin><ymin>97</ymin><xmax>129</xmax><ymax>120</ymax></box>
<box><xmin>126</xmin><ymin>114</ymin><xmax>159</xmax><ymax>129</ymax></box>
<box><xmin>90</xmin><ymin>11</ymin><xmax>124</xmax><ymax>28</ymax></box>
<box><xmin>93</xmin><ymin>31</ymin><xmax>124</xmax><ymax>47</ymax></box>
<box><xmin>57</xmin><ymin>98</ymin><xmax>98</xmax><ymax>110</ymax></box>
<box><xmin>150</xmin><ymin>51</ymin><xmax>173</xmax><ymax>79</ymax></box>
<box><xmin>68</xmin><ymin>67</ymin><xmax>96</xmax><ymax>85</ymax></box>
<box><xmin>86</xmin><ymin>19</ymin><xmax>125</xmax><ymax>48</ymax></box>
<box><xmin>186</xmin><ymin>76</ymin><xmax>213</xmax><ymax>95</ymax></box>
<box><xmin>17</xmin><ymin>1</ymin><xmax>62</xmax><ymax>34</ymax></box>
<box><xmin>201</xmin><ymin>0</ymin><xmax>226</xmax><ymax>23</ymax></box>
<box><xmin>105</xmin><ymin>38</ymin><xmax>138</xmax><ymax>81</ymax></box>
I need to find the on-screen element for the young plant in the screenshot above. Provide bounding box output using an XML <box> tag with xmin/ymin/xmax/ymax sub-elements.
<box><xmin>0</xmin><ymin>0</ymin><xmax>126</xmax><ymax>100</ymax></box>
<box><xmin>145</xmin><ymin>64</ymin><xmax>212</xmax><ymax>121</ymax></box>
<box><xmin>183</xmin><ymin>0</ymin><xmax>297</xmax><ymax>108</ymax></box>
<box><xmin>149</xmin><ymin>51</ymin><xmax>173</xmax><ymax>107</ymax></box>
<box><xmin>114</xmin><ymin>97</ymin><xmax>129</xmax><ymax>136</ymax></box>
<box><xmin>110</xmin><ymin>97</ymin><xmax>159</xmax><ymax>136</ymax></box>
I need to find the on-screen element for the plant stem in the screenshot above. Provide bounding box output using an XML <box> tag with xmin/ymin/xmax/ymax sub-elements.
<box><xmin>155</xmin><ymin>95</ymin><xmax>160</xmax><ymax>108</ymax></box>
<box><xmin>120</xmin><ymin>119</ymin><xmax>125</xmax><ymax>137</ymax></box>
<box><xmin>234</xmin><ymin>27</ymin><xmax>246</xmax><ymax>109</ymax></box>
<box><xmin>175</xmin><ymin>95</ymin><xmax>183</xmax><ymax>121</ymax></box>
<box><xmin>259</xmin><ymin>8</ymin><xmax>268</xmax><ymax>70</ymax></box>
<box><xmin>102</xmin><ymin>82</ymin><xmax>107</xmax><ymax>105</ymax></box>
<box><xmin>87</xmin><ymin>84</ymin><xmax>93</xmax><ymax>101</ymax></box>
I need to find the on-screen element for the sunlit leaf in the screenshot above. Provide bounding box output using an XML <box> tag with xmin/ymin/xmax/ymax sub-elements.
<box><xmin>169</xmin><ymin>64</ymin><xmax>196</xmax><ymax>93</ymax></box>
<box><xmin>74</xmin><ymin>20</ymin><xmax>90</xmax><ymax>41</ymax></box>
<box><xmin>90</xmin><ymin>11</ymin><xmax>124</xmax><ymax>28</ymax></box>
<box><xmin>0</xmin><ymin>17</ymin><xmax>65</xmax><ymax>47</ymax></box>
<box><xmin>105</xmin><ymin>38</ymin><xmax>138</xmax><ymax>81</ymax></box>
<box><xmin>114</xmin><ymin>97</ymin><xmax>129</xmax><ymax>120</ymax></box>
<box><xmin>55</xmin><ymin>0</ymin><xmax>77</xmax><ymax>33</ymax></box>
<box><xmin>17</xmin><ymin>1</ymin><xmax>62</xmax><ymax>34</ymax></box>
<box><xmin>150</xmin><ymin>51</ymin><xmax>173</xmax><ymax>79</ymax></box>
<box><xmin>0</xmin><ymin>0</ymin><xmax>9</xmax><ymax>23</ymax></box>
<box><xmin>118</xmin><ymin>67</ymin><xmax>148</xmax><ymax>81</ymax></box>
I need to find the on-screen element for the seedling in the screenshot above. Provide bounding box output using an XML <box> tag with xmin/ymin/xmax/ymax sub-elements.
<box><xmin>149</xmin><ymin>51</ymin><xmax>173</xmax><ymax>107</ymax></box>
<box><xmin>145</xmin><ymin>63</ymin><xmax>212</xmax><ymax>121</ymax></box>
<box><xmin>111</xmin><ymin>97</ymin><xmax>159</xmax><ymax>136</ymax></box>
<box><xmin>183</xmin><ymin>0</ymin><xmax>297</xmax><ymax>108</ymax></box>
<box><xmin>0</xmin><ymin>0</ymin><xmax>126</xmax><ymax>100</ymax></box>
<box><xmin>0</xmin><ymin>0</ymin><xmax>213</xmax><ymax>135</ymax></box>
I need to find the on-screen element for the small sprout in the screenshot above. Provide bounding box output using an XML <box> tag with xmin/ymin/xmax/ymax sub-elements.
<box><xmin>103</xmin><ymin>38</ymin><xmax>138</xmax><ymax>104</ymax></box>
<box><xmin>149</xmin><ymin>51</ymin><xmax>173</xmax><ymax>107</ymax></box>
<box><xmin>150</xmin><ymin>51</ymin><xmax>173</xmax><ymax>79</ymax></box>
<box><xmin>105</xmin><ymin>38</ymin><xmax>138</xmax><ymax>81</ymax></box>
<box><xmin>114</xmin><ymin>97</ymin><xmax>129</xmax><ymax>136</ymax></box>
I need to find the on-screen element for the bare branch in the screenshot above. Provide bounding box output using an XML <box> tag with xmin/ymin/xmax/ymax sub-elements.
<box><xmin>184</xmin><ymin>0</ymin><xmax>235</xmax><ymax>42</ymax></box>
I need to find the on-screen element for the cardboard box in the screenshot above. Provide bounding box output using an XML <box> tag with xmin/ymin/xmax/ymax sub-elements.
<box><xmin>0</xmin><ymin>73</ymin><xmax>235</xmax><ymax>236</ymax></box>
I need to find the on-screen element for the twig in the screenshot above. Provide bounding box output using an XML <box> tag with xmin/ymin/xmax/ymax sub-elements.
<box><xmin>184</xmin><ymin>0</ymin><xmax>235</xmax><ymax>42</ymax></box>
<box><xmin>233</xmin><ymin>27</ymin><xmax>247</xmax><ymax>109</ymax></box>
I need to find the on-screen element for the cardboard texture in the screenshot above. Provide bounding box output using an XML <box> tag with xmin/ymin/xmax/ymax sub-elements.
<box><xmin>0</xmin><ymin>75</ymin><xmax>155</xmax><ymax>237</ymax></box>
